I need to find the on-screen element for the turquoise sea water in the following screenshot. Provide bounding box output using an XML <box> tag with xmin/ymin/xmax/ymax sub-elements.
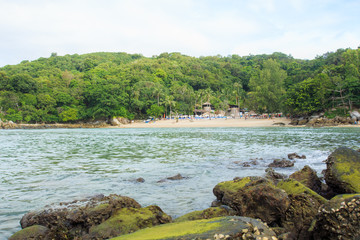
<box><xmin>0</xmin><ymin>127</ymin><xmax>359</xmax><ymax>239</ymax></box>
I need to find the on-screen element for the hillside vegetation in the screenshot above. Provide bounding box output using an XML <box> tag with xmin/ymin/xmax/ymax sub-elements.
<box><xmin>0</xmin><ymin>49</ymin><xmax>359</xmax><ymax>123</ymax></box>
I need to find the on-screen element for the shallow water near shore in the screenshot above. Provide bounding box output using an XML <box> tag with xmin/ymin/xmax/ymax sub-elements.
<box><xmin>1</xmin><ymin>127</ymin><xmax>359</xmax><ymax>239</ymax></box>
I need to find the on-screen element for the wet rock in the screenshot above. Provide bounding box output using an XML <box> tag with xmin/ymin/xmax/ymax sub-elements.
<box><xmin>311</xmin><ymin>194</ymin><xmax>360</xmax><ymax>240</ymax></box>
<box><xmin>174</xmin><ymin>206</ymin><xmax>236</xmax><ymax>222</ymax></box>
<box><xmin>17</xmin><ymin>194</ymin><xmax>170</xmax><ymax>239</ymax></box>
<box><xmin>88</xmin><ymin>205</ymin><xmax>171</xmax><ymax>239</ymax></box>
<box><xmin>324</xmin><ymin>147</ymin><xmax>360</xmax><ymax>193</ymax></box>
<box><xmin>268</xmin><ymin>158</ymin><xmax>294</xmax><ymax>168</ymax></box>
<box><xmin>242</xmin><ymin>162</ymin><xmax>251</xmax><ymax>167</ymax></box>
<box><xmin>289</xmin><ymin>165</ymin><xmax>321</xmax><ymax>193</ymax></box>
<box><xmin>265</xmin><ymin>167</ymin><xmax>286</xmax><ymax>184</ymax></box>
<box><xmin>9</xmin><ymin>225</ymin><xmax>49</xmax><ymax>240</ymax></box>
<box><xmin>288</xmin><ymin>153</ymin><xmax>306</xmax><ymax>160</ymax></box>
<box><xmin>157</xmin><ymin>173</ymin><xmax>188</xmax><ymax>183</ymax></box>
<box><xmin>213</xmin><ymin>176</ymin><xmax>290</xmax><ymax>226</ymax></box>
<box><xmin>277</xmin><ymin>179</ymin><xmax>327</xmax><ymax>239</ymax></box>
<box><xmin>114</xmin><ymin>216</ymin><xmax>277</xmax><ymax>240</ymax></box>
<box><xmin>136</xmin><ymin>177</ymin><xmax>145</xmax><ymax>183</ymax></box>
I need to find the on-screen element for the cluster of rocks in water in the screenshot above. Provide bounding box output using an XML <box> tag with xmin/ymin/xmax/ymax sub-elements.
<box><xmin>290</xmin><ymin>110</ymin><xmax>360</xmax><ymax>127</ymax></box>
<box><xmin>10</xmin><ymin>147</ymin><xmax>360</xmax><ymax>240</ymax></box>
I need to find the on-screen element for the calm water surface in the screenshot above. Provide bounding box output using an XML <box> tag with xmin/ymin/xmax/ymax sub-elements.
<box><xmin>1</xmin><ymin>127</ymin><xmax>359</xmax><ymax>239</ymax></box>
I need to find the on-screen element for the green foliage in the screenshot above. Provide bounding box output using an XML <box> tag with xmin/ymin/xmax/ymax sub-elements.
<box><xmin>248</xmin><ymin>59</ymin><xmax>287</xmax><ymax>113</ymax></box>
<box><xmin>59</xmin><ymin>108</ymin><xmax>79</xmax><ymax>122</ymax></box>
<box><xmin>0</xmin><ymin>49</ymin><xmax>359</xmax><ymax>123</ymax></box>
<box><xmin>4</xmin><ymin>108</ymin><xmax>23</xmax><ymax>122</ymax></box>
<box><xmin>324</xmin><ymin>108</ymin><xmax>349</xmax><ymax>119</ymax></box>
<box><xmin>146</xmin><ymin>104</ymin><xmax>164</xmax><ymax>118</ymax></box>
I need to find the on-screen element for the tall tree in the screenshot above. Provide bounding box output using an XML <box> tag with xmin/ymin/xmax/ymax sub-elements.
<box><xmin>248</xmin><ymin>59</ymin><xmax>287</xmax><ymax>113</ymax></box>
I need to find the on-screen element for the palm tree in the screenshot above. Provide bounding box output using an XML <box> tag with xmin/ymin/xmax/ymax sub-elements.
<box><xmin>162</xmin><ymin>95</ymin><xmax>176</xmax><ymax>119</ymax></box>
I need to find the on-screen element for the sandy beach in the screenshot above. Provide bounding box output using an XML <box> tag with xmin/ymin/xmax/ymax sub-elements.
<box><xmin>119</xmin><ymin>118</ymin><xmax>292</xmax><ymax>128</ymax></box>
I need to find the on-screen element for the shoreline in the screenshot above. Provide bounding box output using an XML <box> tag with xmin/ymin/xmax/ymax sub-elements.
<box><xmin>1</xmin><ymin>117</ymin><xmax>359</xmax><ymax>129</ymax></box>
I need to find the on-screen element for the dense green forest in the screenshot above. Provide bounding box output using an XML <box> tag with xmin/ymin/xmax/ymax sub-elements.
<box><xmin>0</xmin><ymin>48</ymin><xmax>359</xmax><ymax>123</ymax></box>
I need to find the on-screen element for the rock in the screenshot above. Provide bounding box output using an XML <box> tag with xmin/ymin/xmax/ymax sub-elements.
<box><xmin>110</xmin><ymin>117</ymin><xmax>121</xmax><ymax>126</ymax></box>
<box><xmin>297</xmin><ymin>118</ymin><xmax>308</xmax><ymax>125</ymax></box>
<box><xmin>242</xmin><ymin>162</ymin><xmax>251</xmax><ymax>167</ymax></box>
<box><xmin>268</xmin><ymin>159</ymin><xmax>294</xmax><ymax>168</ymax></box>
<box><xmin>17</xmin><ymin>194</ymin><xmax>170</xmax><ymax>239</ymax></box>
<box><xmin>213</xmin><ymin>176</ymin><xmax>290</xmax><ymax>226</ymax></box>
<box><xmin>88</xmin><ymin>205</ymin><xmax>171</xmax><ymax>239</ymax></box>
<box><xmin>158</xmin><ymin>173</ymin><xmax>188</xmax><ymax>182</ymax></box>
<box><xmin>350</xmin><ymin>110</ymin><xmax>360</xmax><ymax>120</ymax></box>
<box><xmin>113</xmin><ymin>216</ymin><xmax>277</xmax><ymax>240</ymax></box>
<box><xmin>324</xmin><ymin>147</ymin><xmax>360</xmax><ymax>193</ymax></box>
<box><xmin>277</xmin><ymin>179</ymin><xmax>327</xmax><ymax>239</ymax></box>
<box><xmin>273</xmin><ymin>122</ymin><xmax>285</xmax><ymax>126</ymax></box>
<box><xmin>311</xmin><ymin>194</ymin><xmax>360</xmax><ymax>240</ymax></box>
<box><xmin>9</xmin><ymin>225</ymin><xmax>49</xmax><ymax>240</ymax></box>
<box><xmin>174</xmin><ymin>206</ymin><xmax>236</xmax><ymax>223</ymax></box>
<box><xmin>289</xmin><ymin>165</ymin><xmax>322</xmax><ymax>193</ymax></box>
<box><xmin>136</xmin><ymin>177</ymin><xmax>145</xmax><ymax>183</ymax></box>
<box><xmin>288</xmin><ymin>153</ymin><xmax>306</xmax><ymax>160</ymax></box>
<box><xmin>265</xmin><ymin>167</ymin><xmax>286</xmax><ymax>184</ymax></box>
<box><xmin>167</xmin><ymin>173</ymin><xmax>185</xmax><ymax>180</ymax></box>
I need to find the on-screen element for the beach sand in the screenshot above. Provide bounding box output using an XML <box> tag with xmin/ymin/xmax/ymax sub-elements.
<box><xmin>119</xmin><ymin>118</ymin><xmax>292</xmax><ymax>128</ymax></box>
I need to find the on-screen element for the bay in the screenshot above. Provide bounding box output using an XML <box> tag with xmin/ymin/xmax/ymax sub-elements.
<box><xmin>0</xmin><ymin>127</ymin><xmax>359</xmax><ymax>239</ymax></box>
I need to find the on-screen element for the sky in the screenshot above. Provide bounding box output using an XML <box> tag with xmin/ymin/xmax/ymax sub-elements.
<box><xmin>0</xmin><ymin>0</ymin><xmax>359</xmax><ymax>67</ymax></box>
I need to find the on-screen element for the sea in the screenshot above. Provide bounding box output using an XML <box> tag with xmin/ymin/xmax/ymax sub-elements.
<box><xmin>0</xmin><ymin>127</ymin><xmax>359</xmax><ymax>239</ymax></box>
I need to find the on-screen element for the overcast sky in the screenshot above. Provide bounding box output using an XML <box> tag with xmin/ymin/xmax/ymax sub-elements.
<box><xmin>0</xmin><ymin>0</ymin><xmax>359</xmax><ymax>67</ymax></box>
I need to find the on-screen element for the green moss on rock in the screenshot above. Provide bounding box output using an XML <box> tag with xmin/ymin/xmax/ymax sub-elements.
<box><xmin>89</xmin><ymin>205</ymin><xmax>172</xmax><ymax>239</ymax></box>
<box><xmin>277</xmin><ymin>179</ymin><xmax>327</xmax><ymax>204</ymax></box>
<box><xmin>9</xmin><ymin>225</ymin><xmax>49</xmax><ymax>240</ymax></box>
<box><xmin>111</xmin><ymin>216</ymin><xmax>277</xmax><ymax>240</ymax></box>
<box><xmin>325</xmin><ymin>147</ymin><xmax>360</xmax><ymax>193</ymax></box>
<box><xmin>215</xmin><ymin>177</ymin><xmax>252</xmax><ymax>193</ymax></box>
<box><xmin>174</xmin><ymin>207</ymin><xmax>235</xmax><ymax>223</ymax></box>
<box><xmin>213</xmin><ymin>177</ymin><xmax>289</xmax><ymax>226</ymax></box>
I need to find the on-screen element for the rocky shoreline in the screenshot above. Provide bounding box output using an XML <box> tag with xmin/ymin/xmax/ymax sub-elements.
<box><xmin>9</xmin><ymin>147</ymin><xmax>360</xmax><ymax>240</ymax></box>
<box><xmin>290</xmin><ymin>110</ymin><xmax>360</xmax><ymax>127</ymax></box>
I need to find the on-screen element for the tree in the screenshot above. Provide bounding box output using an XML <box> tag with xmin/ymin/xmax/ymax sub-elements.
<box><xmin>163</xmin><ymin>95</ymin><xmax>176</xmax><ymax>118</ymax></box>
<box><xmin>146</xmin><ymin>104</ymin><xmax>164</xmax><ymax>119</ymax></box>
<box><xmin>248</xmin><ymin>59</ymin><xmax>287</xmax><ymax>113</ymax></box>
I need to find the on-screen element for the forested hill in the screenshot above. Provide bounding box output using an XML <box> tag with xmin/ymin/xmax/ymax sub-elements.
<box><xmin>0</xmin><ymin>49</ymin><xmax>359</xmax><ymax>123</ymax></box>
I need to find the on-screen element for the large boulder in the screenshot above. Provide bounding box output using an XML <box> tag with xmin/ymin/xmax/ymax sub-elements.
<box><xmin>350</xmin><ymin>110</ymin><xmax>360</xmax><ymax>120</ymax></box>
<box><xmin>112</xmin><ymin>216</ymin><xmax>277</xmax><ymax>240</ymax></box>
<box><xmin>277</xmin><ymin>179</ymin><xmax>327</xmax><ymax>240</ymax></box>
<box><xmin>324</xmin><ymin>147</ymin><xmax>360</xmax><ymax>193</ymax></box>
<box><xmin>268</xmin><ymin>158</ymin><xmax>294</xmax><ymax>168</ymax></box>
<box><xmin>15</xmin><ymin>194</ymin><xmax>171</xmax><ymax>240</ymax></box>
<box><xmin>213</xmin><ymin>176</ymin><xmax>290</xmax><ymax>226</ymax></box>
<box><xmin>311</xmin><ymin>194</ymin><xmax>360</xmax><ymax>240</ymax></box>
<box><xmin>289</xmin><ymin>165</ymin><xmax>322</xmax><ymax>193</ymax></box>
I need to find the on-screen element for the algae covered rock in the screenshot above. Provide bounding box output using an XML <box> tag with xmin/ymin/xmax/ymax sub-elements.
<box><xmin>174</xmin><ymin>206</ymin><xmax>236</xmax><ymax>223</ymax></box>
<box><xmin>89</xmin><ymin>205</ymin><xmax>171</xmax><ymax>239</ymax></box>
<box><xmin>311</xmin><ymin>194</ymin><xmax>360</xmax><ymax>240</ymax></box>
<box><xmin>9</xmin><ymin>225</ymin><xmax>49</xmax><ymax>240</ymax></box>
<box><xmin>277</xmin><ymin>179</ymin><xmax>326</xmax><ymax>240</ymax></box>
<box><xmin>213</xmin><ymin>176</ymin><xmax>290</xmax><ymax>226</ymax></box>
<box><xmin>15</xmin><ymin>194</ymin><xmax>169</xmax><ymax>240</ymax></box>
<box><xmin>324</xmin><ymin>147</ymin><xmax>360</xmax><ymax>193</ymax></box>
<box><xmin>289</xmin><ymin>165</ymin><xmax>322</xmax><ymax>193</ymax></box>
<box><xmin>112</xmin><ymin>216</ymin><xmax>277</xmax><ymax>240</ymax></box>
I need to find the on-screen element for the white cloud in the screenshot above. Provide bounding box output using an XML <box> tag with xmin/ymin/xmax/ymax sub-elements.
<box><xmin>0</xmin><ymin>0</ymin><xmax>359</xmax><ymax>66</ymax></box>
